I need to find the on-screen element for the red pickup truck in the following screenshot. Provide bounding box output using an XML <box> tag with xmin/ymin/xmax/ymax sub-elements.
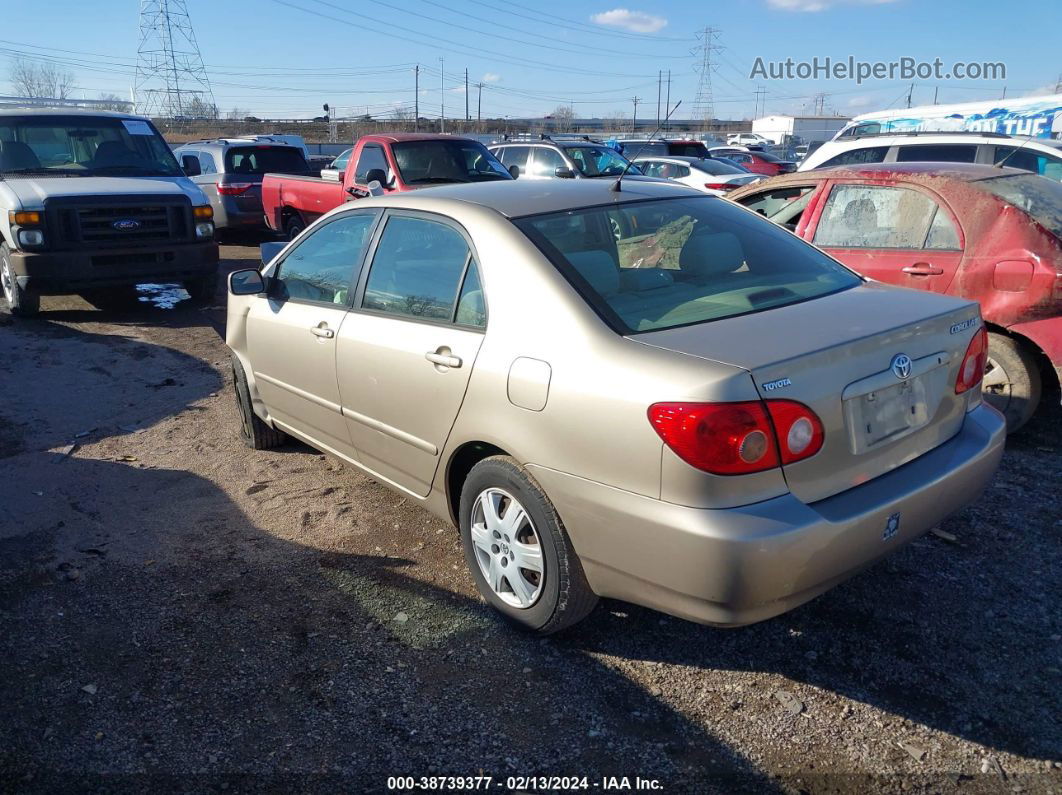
<box><xmin>262</xmin><ymin>133</ymin><xmax>512</xmax><ymax>239</ymax></box>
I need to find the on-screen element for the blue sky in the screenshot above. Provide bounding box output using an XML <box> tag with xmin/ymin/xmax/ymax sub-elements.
<box><xmin>2</xmin><ymin>0</ymin><xmax>1058</xmax><ymax>120</ymax></box>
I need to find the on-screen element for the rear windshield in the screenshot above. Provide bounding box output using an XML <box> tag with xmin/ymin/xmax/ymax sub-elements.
<box><xmin>667</xmin><ymin>142</ymin><xmax>709</xmax><ymax>157</ymax></box>
<box><xmin>697</xmin><ymin>158</ymin><xmax>747</xmax><ymax>175</ymax></box>
<box><xmin>515</xmin><ymin>196</ymin><xmax>862</xmax><ymax>333</ymax></box>
<box><xmin>225</xmin><ymin>146</ymin><xmax>310</xmax><ymax>175</ymax></box>
<box><xmin>978</xmin><ymin>173</ymin><xmax>1062</xmax><ymax>240</ymax></box>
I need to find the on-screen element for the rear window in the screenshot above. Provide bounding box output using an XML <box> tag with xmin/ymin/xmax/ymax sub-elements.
<box><xmin>894</xmin><ymin>144</ymin><xmax>977</xmax><ymax>163</ymax></box>
<box><xmin>696</xmin><ymin>158</ymin><xmax>746</xmax><ymax>176</ymax></box>
<box><xmin>666</xmin><ymin>142</ymin><xmax>709</xmax><ymax>158</ymax></box>
<box><xmin>515</xmin><ymin>196</ymin><xmax>861</xmax><ymax>333</ymax></box>
<box><xmin>225</xmin><ymin>146</ymin><xmax>310</xmax><ymax>174</ymax></box>
<box><xmin>978</xmin><ymin>173</ymin><xmax>1062</xmax><ymax>240</ymax></box>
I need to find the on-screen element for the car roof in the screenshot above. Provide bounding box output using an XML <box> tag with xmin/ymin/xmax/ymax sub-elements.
<box><xmin>363</xmin><ymin>133</ymin><xmax>478</xmax><ymax>143</ymax></box>
<box><xmin>362</xmin><ymin>178</ymin><xmax>704</xmax><ymax>219</ymax></box>
<box><xmin>828</xmin><ymin>132</ymin><xmax>1057</xmax><ymax>148</ymax></box>
<box><xmin>754</xmin><ymin>161</ymin><xmax>1030</xmax><ymax>183</ymax></box>
<box><xmin>0</xmin><ymin>107</ymin><xmax>146</xmax><ymax>120</ymax></box>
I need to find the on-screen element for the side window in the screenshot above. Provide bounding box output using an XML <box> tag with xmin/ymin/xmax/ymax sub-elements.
<box><xmin>500</xmin><ymin>146</ymin><xmax>531</xmax><ymax>174</ymax></box>
<box><xmin>738</xmin><ymin>186</ymin><xmax>816</xmax><ymax>219</ymax></box>
<box><xmin>528</xmin><ymin>147</ymin><xmax>566</xmax><ymax>177</ymax></box>
<box><xmin>335</xmin><ymin>149</ymin><xmax>352</xmax><ymax>170</ymax></box>
<box><xmin>813</xmin><ymin>184</ymin><xmax>937</xmax><ymax>249</ymax></box>
<box><xmin>674</xmin><ymin>165</ymin><xmax>691</xmax><ymax>178</ymax></box>
<box><xmin>362</xmin><ymin>216</ymin><xmax>472</xmax><ymax>322</ymax></box>
<box><xmin>993</xmin><ymin>146</ymin><xmax>1062</xmax><ymax>180</ymax></box>
<box><xmin>354</xmin><ymin>144</ymin><xmax>389</xmax><ymax>183</ymax></box>
<box><xmin>924</xmin><ymin>207</ymin><xmax>961</xmax><ymax>249</ymax></box>
<box><xmin>638</xmin><ymin>160</ymin><xmax>663</xmax><ymax>177</ymax></box>
<box><xmin>820</xmin><ymin>146</ymin><xmax>889</xmax><ymax>168</ymax></box>
<box><xmin>895</xmin><ymin>144</ymin><xmax>977</xmax><ymax>163</ymax></box>
<box><xmin>455</xmin><ymin>262</ymin><xmax>486</xmax><ymax>328</ymax></box>
<box><xmin>275</xmin><ymin>213</ymin><xmax>377</xmax><ymax>304</ymax></box>
<box><xmin>198</xmin><ymin>152</ymin><xmax>217</xmax><ymax>174</ymax></box>
<box><xmin>179</xmin><ymin>150</ymin><xmax>200</xmax><ymax>173</ymax></box>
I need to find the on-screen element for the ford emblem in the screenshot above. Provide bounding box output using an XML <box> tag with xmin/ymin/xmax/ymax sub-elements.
<box><xmin>112</xmin><ymin>218</ymin><xmax>141</xmax><ymax>231</ymax></box>
<box><xmin>891</xmin><ymin>353</ymin><xmax>913</xmax><ymax>380</ymax></box>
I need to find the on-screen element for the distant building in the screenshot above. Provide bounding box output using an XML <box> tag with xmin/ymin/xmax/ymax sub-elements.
<box><xmin>751</xmin><ymin>115</ymin><xmax>850</xmax><ymax>145</ymax></box>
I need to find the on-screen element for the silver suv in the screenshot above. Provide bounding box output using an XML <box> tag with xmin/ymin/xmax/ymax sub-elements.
<box><xmin>489</xmin><ymin>135</ymin><xmax>645</xmax><ymax>181</ymax></box>
<box><xmin>173</xmin><ymin>139</ymin><xmax>312</xmax><ymax>236</ymax></box>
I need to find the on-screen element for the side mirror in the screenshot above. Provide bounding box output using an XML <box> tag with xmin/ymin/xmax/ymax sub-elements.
<box><xmin>364</xmin><ymin>168</ymin><xmax>388</xmax><ymax>188</ymax></box>
<box><xmin>554</xmin><ymin>167</ymin><xmax>575</xmax><ymax>179</ymax></box>
<box><xmin>508</xmin><ymin>164</ymin><xmax>520</xmax><ymax>179</ymax></box>
<box><xmin>260</xmin><ymin>241</ymin><xmax>286</xmax><ymax>267</ymax></box>
<box><xmin>229</xmin><ymin>268</ymin><xmax>266</xmax><ymax>296</ymax></box>
<box><xmin>181</xmin><ymin>155</ymin><xmax>201</xmax><ymax>177</ymax></box>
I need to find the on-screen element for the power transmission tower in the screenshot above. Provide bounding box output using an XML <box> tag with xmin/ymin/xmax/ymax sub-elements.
<box><xmin>135</xmin><ymin>0</ymin><xmax>214</xmax><ymax>118</ymax></box>
<box><xmin>692</xmin><ymin>26</ymin><xmax>720</xmax><ymax>129</ymax></box>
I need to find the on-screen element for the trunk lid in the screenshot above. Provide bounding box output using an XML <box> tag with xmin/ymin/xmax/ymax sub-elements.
<box><xmin>633</xmin><ymin>282</ymin><xmax>982</xmax><ymax>503</ymax></box>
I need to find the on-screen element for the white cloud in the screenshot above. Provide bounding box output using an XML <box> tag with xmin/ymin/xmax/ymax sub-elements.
<box><xmin>590</xmin><ymin>8</ymin><xmax>667</xmax><ymax>33</ymax></box>
<box><xmin>482</xmin><ymin>73</ymin><xmax>501</xmax><ymax>83</ymax></box>
<box><xmin>767</xmin><ymin>0</ymin><xmax>896</xmax><ymax>11</ymax></box>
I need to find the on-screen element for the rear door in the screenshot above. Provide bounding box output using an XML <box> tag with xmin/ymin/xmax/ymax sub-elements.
<box><xmin>808</xmin><ymin>180</ymin><xmax>965</xmax><ymax>293</ymax></box>
<box><xmin>336</xmin><ymin>211</ymin><xmax>486</xmax><ymax>497</ymax></box>
<box><xmin>245</xmin><ymin>210</ymin><xmax>380</xmax><ymax>459</ymax></box>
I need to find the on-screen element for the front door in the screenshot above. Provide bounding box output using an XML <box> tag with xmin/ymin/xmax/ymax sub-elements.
<box><xmin>807</xmin><ymin>181</ymin><xmax>965</xmax><ymax>293</ymax></box>
<box><xmin>336</xmin><ymin>212</ymin><xmax>487</xmax><ymax>497</ymax></box>
<box><xmin>245</xmin><ymin>211</ymin><xmax>380</xmax><ymax>458</ymax></box>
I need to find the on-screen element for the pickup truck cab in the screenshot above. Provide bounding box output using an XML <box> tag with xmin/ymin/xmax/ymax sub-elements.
<box><xmin>262</xmin><ymin>134</ymin><xmax>511</xmax><ymax>240</ymax></box>
<box><xmin>0</xmin><ymin>108</ymin><xmax>218</xmax><ymax>316</ymax></box>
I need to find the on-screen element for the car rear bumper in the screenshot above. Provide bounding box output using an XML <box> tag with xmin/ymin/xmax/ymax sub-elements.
<box><xmin>215</xmin><ymin>198</ymin><xmax>269</xmax><ymax>230</ymax></box>
<box><xmin>10</xmin><ymin>242</ymin><xmax>219</xmax><ymax>293</ymax></box>
<box><xmin>527</xmin><ymin>403</ymin><xmax>1006</xmax><ymax>626</ymax></box>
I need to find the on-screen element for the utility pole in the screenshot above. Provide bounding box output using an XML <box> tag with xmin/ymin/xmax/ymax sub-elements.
<box><xmin>439</xmin><ymin>57</ymin><xmax>445</xmax><ymax>133</ymax></box>
<box><xmin>754</xmin><ymin>86</ymin><xmax>766</xmax><ymax>118</ymax></box>
<box><xmin>656</xmin><ymin>70</ymin><xmax>661</xmax><ymax>127</ymax></box>
<box><xmin>665</xmin><ymin>70</ymin><xmax>671</xmax><ymax>133</ymax></box>
<box><xmin>905</xmin><ymin>83</ymin><xmax>914</xmax><ymax>108</ymax></box>
<box><xmin>933</xmin><ymin>85</ymin><xmax>938</xmax><ymax>105</ymax></box>
<box><xmin>1055</xmin><ymin>73</ymin><xmax>1062</xmax><ymax>93</ymax></box>
<box><xmin>1001</xmin><ymin>86</ymin><xmax>1007</xmax><ymax>99</ymax></box>
<box><xmin>465</xmin><ymin>67</ymin><xmax>469</xmax><ymax>121</ymax></box>
<box><xmin>477</xmin><ymin>82</ymin><xmax>483</xmax><ymax>125</ymax></box>
<box><xmin>414</xmin><ymin>64</ymin><xmax>419</xmax><ymax>132</ymax></box>
<box><xmin>632</xmin><ymin>96</ymin><xmax>640</xmax><ymax>133</ymax></box>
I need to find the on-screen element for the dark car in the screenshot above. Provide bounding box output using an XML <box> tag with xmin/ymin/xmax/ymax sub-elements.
<box><xmin>173</xmin><ymin>139</ymin><xmax>313</xmax><ymax>237</ymax></box>
<box><xmin>615</xmin><ymin>139</ymin><xmax>711</xmax><ymax>159</ymax></box>
<box><xmin>729</xmin><ymin>162</ymin><xmax>1062</xmax><ymax>430</ymax></box>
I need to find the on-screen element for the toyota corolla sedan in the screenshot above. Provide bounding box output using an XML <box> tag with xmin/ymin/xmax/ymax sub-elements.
<box><xmin>225</xmin><ymin>179</ymin><xmax>1005</xmax><ymax>633</ymax></box>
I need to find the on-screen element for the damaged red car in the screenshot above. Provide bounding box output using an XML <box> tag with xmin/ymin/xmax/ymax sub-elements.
<box><xmin>729</xmin><ymin>163</ymin><xmax>1062</xmax><ymax>430</ymax></box>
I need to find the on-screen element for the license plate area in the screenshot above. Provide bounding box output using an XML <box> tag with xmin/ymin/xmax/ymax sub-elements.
<box><xmin>842</xmin><ymin>352</ymin><xmax>949</xmax><ymax>455</ymax></box>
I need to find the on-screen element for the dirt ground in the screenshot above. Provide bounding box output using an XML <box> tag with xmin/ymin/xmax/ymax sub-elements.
<box><xmin>1</xmin><ymin>246</ymin><xmax>1060</xmax><ymax>794</ymax></box>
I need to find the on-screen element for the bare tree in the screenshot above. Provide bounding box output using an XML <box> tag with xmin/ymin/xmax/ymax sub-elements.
<box><xmin>225</xmin><ymin>107</ymin><xmax>247</xmax><ymax>121</ymax></box>
<box><xmin>10</xmin><ymin>57</ymin><xmax>76</xmax><ymax>99</ymax></box>
<box><xmin>550</xmin><ymin>104</ymin><xmax>574</xmax><ymax>132</ymax></box>
<box><xmin>602</xmin><ymin>110</ymin><xmax>628</xmax><ymax>134</ymax></box>
<box><xmin>392</xmin><ymin>106</ymin><xmax>414</xmax><ymax>121</ymax></box>
<box><xmin>186</xmin><ymin>96</ymin><xmax>219</xmax><ymax>120</ymax></box>
<box><xmin>96</xmin><ymin>93</ymin><xmax>131</xmax><ymax>112</ymax></box>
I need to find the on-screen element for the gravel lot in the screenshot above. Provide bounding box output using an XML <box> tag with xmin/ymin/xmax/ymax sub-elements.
<box><xmin>1</xmin><ymin>244</ymin><xmax>1060</xmax><ymax>794</ymax></box>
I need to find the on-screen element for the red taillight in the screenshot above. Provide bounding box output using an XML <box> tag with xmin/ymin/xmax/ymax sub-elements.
<box><xmin>955</xmin><ymin>326</ymin><xmax>988</xmax><ymax>394</ymax></box>
<box><xmin>704</xmin><ymin>182</ymin><xmax>736</xmax><ymax>191</ymax></box>
<box><xmin>648</xmin><ymin>400</ymin><xmax>823</xmax><ymax>475</ymax></box>
<box><xmin>217</xmin><ymin>182</ymin><xmax>253</xmax><ymax>195</ymax></box>
<box><xmin>765</xmin><ymin>399</ymin><xmax>825</xmax><ymax>464</ymax></box>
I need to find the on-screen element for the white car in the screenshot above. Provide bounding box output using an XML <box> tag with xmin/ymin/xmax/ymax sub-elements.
<box><xmin>727</xmin><ymin>132</ymin><xmax>770</xmax><ymax>149</ymax></box>
<box><xmin>800</xmin><ymin>132</ymin><xmax>1062</xmax><ymax>180</ymax></box>
<box><xmin>320</xmin><ymin>147</ymin><xmax>353</xmax><ymax>181</ymax></box>
<box><xmin>634</xmin><ymin>156</ymin><xmax>763</xmax><ymax>195</ymax></box>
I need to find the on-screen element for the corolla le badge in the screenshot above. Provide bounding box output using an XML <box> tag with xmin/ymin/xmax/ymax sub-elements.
<box><xmin>891</xmin><ymin>353</ymin><xmax>913</xmax><ymax>380</ymax></box>
<box><xmin>112</xmin><ymin>218</ymin><xmax>141</xmax><ymax>231</ymax></box>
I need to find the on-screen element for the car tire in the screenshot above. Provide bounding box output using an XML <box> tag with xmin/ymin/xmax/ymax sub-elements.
<box><xmin>983</xmin><ymin>332</ymin><xmax>1041</xmax><ymax>432</ymax></box>
<box><xmin>284</xmin><ymin>214</ymin><xmax>305</xmax><ymax>241</ymax></box>
<box><xmin>459</xmin><ymin>456</ymin><xmax>598</xmax><ymax>634</ymax></box>
<box><xmin>184</xmin><ymin>274</ymin><xmax>217</xmax><ymax>304</ymax></box>
<box><xmin>1</xmin><ymin>244</ymin><xmax>40</xmax><ymax>317</ymax></box>
<box><xmin>232</xmin><ymin>354</ymin><xmax>286</xmax><ymax>450</ymax></box>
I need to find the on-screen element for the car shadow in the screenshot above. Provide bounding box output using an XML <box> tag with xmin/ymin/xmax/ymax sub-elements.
<box><xmin>0</xmin><ymin>453</ymin><xmax>778</xmax><ymax>792</ymax></box>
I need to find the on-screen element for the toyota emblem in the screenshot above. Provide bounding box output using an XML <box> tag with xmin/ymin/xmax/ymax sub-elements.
<box><xmin>891</xmin><ymin>353</ymin><xmax>913</xmax><ymax>380</ymax></box>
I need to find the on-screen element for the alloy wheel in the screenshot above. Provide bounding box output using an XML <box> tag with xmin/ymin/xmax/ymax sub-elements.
<box><xmin>982</xmin><ymin>355</ymin><xmax>1011</xmax><ymax>413</ymax></box>
<box><xmin>1</xmin><ymin>258</ymin><xmax>13</xmax><ymax>303</ymax></box>
<box><xmin>469</xmin><ymin>488</ymin><xmax>544</xmax><ymax>609</ymax></box>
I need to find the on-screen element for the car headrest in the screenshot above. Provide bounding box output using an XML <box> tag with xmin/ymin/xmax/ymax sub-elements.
<box><xmin>0</xmin><ymin>140</ymin><xmax>41</xmax><ymax>171</ymax></box>
<box><xmin>679</xmin><ymin>232</ymin><xmax>745</xmax><ymax>277</ymax></box>
<box><xmin>567</xmin><ymin>250</ymin><xmax>620</xmax><ymax>296</ymax></box>
<box><xmin>92</xmin><ymin>140</ymin><xmax>139</xmax><ymax>168</ymax></box>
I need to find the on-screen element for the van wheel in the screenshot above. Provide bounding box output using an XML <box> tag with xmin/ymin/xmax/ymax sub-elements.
<box><xmin>983</xmin><ymin>332</ymin><xmax>1041</xmax><ymax>432</ymax></box>
<box><xmin>1</xmin><ymin>244</ymin><xmax>39</xmax><ymax>317</ymax></box>
<box><xmin>232</xmin><ymin>355</ymin><xmax>286</xmax><ymax>450</ymax></box>
<box><xmin>459</xmin><ymin>456</ymin><xmax>597</xmax><ymax>634</ymax></box>
<box><xmin>184</xmin><ymin>274</ymin><xmax>217</xmax><ymax>304</ymax></box>
<box><xmin>284</xmin><ymin>215</ymin><xmax>305</xmax><ymax>241</ymax></box>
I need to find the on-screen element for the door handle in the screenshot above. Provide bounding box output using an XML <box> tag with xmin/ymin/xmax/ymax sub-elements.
<box><xmin>425</xmin><ymin>350</ymin><xmax>462</xmax><ymax>368</ymax></box>
<box><xmin>902</xmin><ymin>263</ymin><xmax>944</xmax><ymax>276</ymax></box>
<box><xmin>311</xmin><ymin>325</ymin><xmax>335</xmax><ymax>339</ymax></box>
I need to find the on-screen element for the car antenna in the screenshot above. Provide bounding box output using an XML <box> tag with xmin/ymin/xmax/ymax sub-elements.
<box><xmin>993</xmin><ymin>134</ymin><xmax>1035</xmax><ymax>168</ymax></box>
<box><xmin>610</xmin><ymin>100</ymin><xmax>682</xmax><ymax>192</ymax></box>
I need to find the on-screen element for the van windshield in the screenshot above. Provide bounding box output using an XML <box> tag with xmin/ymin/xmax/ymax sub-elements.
<box><xmin>515</xmin><ymin>196</ymin><xmax>862</xmax><ymax>333</ymax></box>
<box><xmin>0</xmin><ymin>115</ymin><xmax>182</xmax><ymax>177</ymax></box>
